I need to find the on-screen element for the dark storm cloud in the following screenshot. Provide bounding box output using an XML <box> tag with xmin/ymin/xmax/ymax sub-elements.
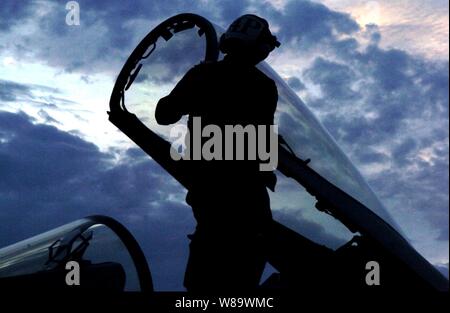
<box><xmin>305</xmin><ymin>58</ymin><xmax>357</xmax><ymax>101</ymax></box>
<box><xmin>0</xmin><ymin>79</ymin><xmax>61</xmax><ymax>103</ymax></box>
<box><xmin>0</xmin><ymin>0</ymin><xmax>248</xmax><ymax>76</ymax></box>
<box><xmin>0</xmin><ymin>0</ymin><xmax>361</xmax><ymax>80</ymax></box>
<box><xmin>306</xmin><ymin>48</ymin><xmax>449</xmax><ymax>242</ymax></box>
<box><xmin>259</xmin><ymin>0</ymin><xmax>359</xmax><ymax>48</ymax></box>
<box><xmin>303</xmin><ymin>41</ymin><xmax>449</xmax><ymax>147</ymax></box>
<box><xmin>372</xmin><ymin>154</ymin><xmax>449</xmax><ymax>243</ymax></box>
<box><xmin>354</xmin><ymin>148</ymin><xmax>388</xmax><ymax>165</ymax></box>
<box><xmin>392</xmin><ymin>138</ymin><xmax>417</xmax><ymax>164</ymax></box>
<box><xmin>0</xmin><ymin>0</ymin><xmax>34</xmax><ymax>31</ymax></box>
<box><xmin>287</xmin><ymin>77</ymin><xmax>306</xmax><ymax>91</ymax></box>
<box><xmin>0</xmin><ymin>80</ymin><xmax>33</xmax><ymax>102</ymax></box>
<box><xmin>418</xmin><ymin>60</ymin><xmax>449</xmax><ymax>114</ymax></box>
<box><xmin>365</xmin><ymin>24</ymin><xmax>381</xmax><ymax>45</ymax></box>
<box><xmin>0</xmin><ymin>80</ymin><xmax>80</xmax><ymax>117</ymax></box>
<box><xmin>363</xmin><ymin>47</ymin><xmax>412</xmax><ymax>91</ymax></box>
<box><xmin>0</xmin><ymin>110</ymin><xmax>181</xmax><ymax>220</ymax></box>
<box><xmin>0</xmin><ymin>110</ymin><xmax>105</xmax><ymax>232</ymax></box>
<box><xmin>437</xmin><ymin>228</ymin><xmax>449</xmax><ymax>242</ymax></box>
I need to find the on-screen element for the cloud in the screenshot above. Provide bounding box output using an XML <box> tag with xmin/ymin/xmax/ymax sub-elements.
<box><xmin>296</xmin><ymin>26</ymin><xmax>448</xmax><ymax>247</ymax></box>
<box><xmin>0</xmin><ymin>0</ymin><xmax>35</xmax><ymax>31</ymax></box>
<box><xmin>355</xmin><ymin>148</ymin><xmax>389</xmax><ymax>165</ymax></box>
<box><xmin>0</xmin><ymin>79</ymin><xmax>62</xmax><ymax>105</ymax></box>
<box><xmin>261</xmin><ymin>0</ymin><xmax>359</xmax><ymax>47</ymax></box>
<box><xmin>0</xmin><ymin>111</ymin><xmax>104</xmax><ymax>240</ymax></box>
<box><xmin>305</xmin><ymin>57</ymin><xmax>357</xmax><ymax>100</ymax></box>
<box><xmin>0</xmin><ymin>0</ymin><xmax>362</xmax><ymax>78</ymax></box>
<box><xmin>0</xmin><ymin>80</ymin><xmax>34</xmax><ymax>102</ymax></box>
<box><xmin>287</xmin><ymin>76</ymin><xmax>306</xmax><ymax>91</ymax></box>
<box><xmin>0</xmin><ymin>0</ymin><xmax>248</xmax><ymax>76</ymax></box>
<box><xmin>391</xmin><ymin>138</ymin><xmax>417</xmax><ymax>164</ymax></box>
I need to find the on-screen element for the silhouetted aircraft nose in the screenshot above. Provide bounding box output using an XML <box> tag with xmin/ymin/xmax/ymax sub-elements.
<box><xmin>0</xmin><ymin>215</ymin><xmax>153</xmax><ymax>292</ymax></box>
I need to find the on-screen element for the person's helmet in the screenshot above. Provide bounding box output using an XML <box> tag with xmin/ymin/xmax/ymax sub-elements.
<box><xmin>219</xmin><ymin>14</ymin><xmax>280</xmax><ymax>57</ymax></box>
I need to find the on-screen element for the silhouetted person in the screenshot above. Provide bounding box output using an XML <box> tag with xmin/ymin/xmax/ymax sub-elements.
<box><xmin>155</xmin><ymin>14</ymin><xmax>280</xmax><ymax>292</ymax></box>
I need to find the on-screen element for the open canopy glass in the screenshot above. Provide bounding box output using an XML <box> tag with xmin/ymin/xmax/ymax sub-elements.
<box><xmin>0</xmin><ymin>216</ymin><xmax>152</xmax><ymax>292</ymax></box>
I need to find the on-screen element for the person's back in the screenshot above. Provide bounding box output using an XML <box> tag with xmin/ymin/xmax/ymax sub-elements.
<box><xmin>155</xmin><ymin>14</ymin><xmax>280</xmax><ymax>291</ymax></box>
<box><xmin>183</xmin><ymin>58</ymin><xmax>276</xmax><ymax>126</ymax></box>
<box><xmin>177</xmin><ymin>57</ymin><xmax>277</xmax><ymax>231</ymax></box>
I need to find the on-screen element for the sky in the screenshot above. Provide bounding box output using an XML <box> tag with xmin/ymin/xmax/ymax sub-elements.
<box><xmin>0</xmin><ymin>0</ymin><xmax>448</xmax><ymax>289</ymax></box>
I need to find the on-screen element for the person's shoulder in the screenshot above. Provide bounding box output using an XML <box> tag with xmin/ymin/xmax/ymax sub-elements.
<box><xmin>187</xmin><ymin>61</ymin><xmax>221</xmax><ymax>77</ymax></box>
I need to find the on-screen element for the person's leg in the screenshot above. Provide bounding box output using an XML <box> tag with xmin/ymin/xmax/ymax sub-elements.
<box><xmin>184</xmin><ymin>232</ymin><xmax>266</xmax><ymax>293</ymax></box>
